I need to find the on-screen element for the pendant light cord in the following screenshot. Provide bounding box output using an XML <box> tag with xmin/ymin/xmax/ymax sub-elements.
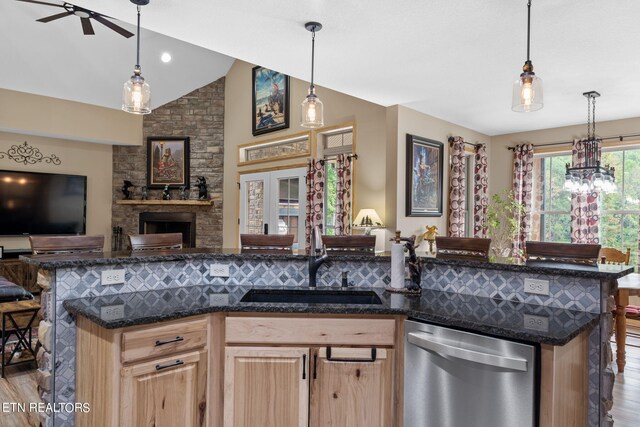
<box><xmin>526</xmin><ymin>0</ymin><xmax>532</xmax><ymax>62</ymax></box>
<box><xmin>310</xmin><ymin>28</ymin><xmax>316</xmax><ymax>91</ymax></box>
<box><xmin>136</xmin><ymin>5</ymin><xmax>141</xmax><ymax>68</ymax></box>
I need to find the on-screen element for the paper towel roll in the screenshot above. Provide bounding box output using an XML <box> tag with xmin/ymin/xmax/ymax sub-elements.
<box><xmin>390</xmin><ymin>243</ymin><xmax>405</xmax><ymax>289</ymax></box>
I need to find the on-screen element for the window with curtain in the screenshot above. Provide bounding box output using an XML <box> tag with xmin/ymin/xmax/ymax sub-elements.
<box><xmin>531</xmin><ymin>146</ymin><xmax>640</xmax><ymax>264</ymax></box>
<box><xmin>321</xmin><ymin>129</ymin><xmax>353</xmax><ymax>235</ymax></box>
<box><xmin>463</xmin><ymin>152</ymin><xmax>475</xmax><ymax>237</ymax></box>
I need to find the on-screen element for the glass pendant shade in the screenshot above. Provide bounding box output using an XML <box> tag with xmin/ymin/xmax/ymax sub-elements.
<box><xmin>122</xmin><ymin>73</ymin><xmax>151</xmax><ymax>114</ymax></box>
<box><xmin>512</xmin><ymin>73</ymin><xmax>543</xmax><ymax>112</ymax></box>
<box><xmin>300</xmin><ymin>91</ymin><xmax>324</xmax><ymax>128</ymax></box>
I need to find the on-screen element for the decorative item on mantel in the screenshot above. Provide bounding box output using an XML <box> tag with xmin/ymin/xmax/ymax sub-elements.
<box><xmin>196</xmin><ymin>176</ymin><xmax>209</xmax><ymax>200</ymax></box>
<box><xmin>385</xmin><ymin>231</ymin><xmax>422</xmax><ymax>295</ymax></box>
<box><xmin>162</xmin><ymin>184</ymin><xmax>171</xmax><ymax>200</ymax></box>
<box><xmin>0</xmin><ymin>141</ymin><xmax>61</xmax><ymax>165</ymax></box>
<box><xmin>140</xmin><ymin>185</ymin><xmax>148</xmax><ymax>200</ymax></box>
<box><xmin>178</xmin><ymin>186</ymin><xmax>187</xmax><ymax>200</ymax></box>
<box><xmin>418</xmin><ymin>225</ymin><xmax>439</xmax><ymax>254</ymax></box>
<box><xmin>121</xmin><ymin>180</ymin><xmax>135</xmax><ymax>200</ymax></box>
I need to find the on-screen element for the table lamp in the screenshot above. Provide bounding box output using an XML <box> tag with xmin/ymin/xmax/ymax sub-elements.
<box><xmin>352</xmin><ymin>209</ymin><xmax>384</xmax><ymax>235</ymax></box>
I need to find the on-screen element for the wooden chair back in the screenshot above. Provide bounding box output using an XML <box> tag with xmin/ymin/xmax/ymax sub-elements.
<box><xmin>128</xmin><ymin>233</ymin><xmax>183</xmax><ymax>251</ymax></box>
<box><xmin>240</xmin><ymin>234</ymin><xmax>294</xmax><ymax>254</ymax></box>
<box><xmin>322</xmin><ymin>235</ymin><xmax>376</xmax><ymax>255</ymax></box>
<box><xmin>435</xmin><ymin>237</ymin><xmax>491</xmax><ymax>260</ymax></box>
<box><xmin>29</xmin><ymin>235</ymin><xmax>104</xmax><ymax>255</ymax></box>
<box><xmin>598</xmin><ymin>247</ymin><xmax>631</xmax><ymax>265</ymax></box>
<box><xmin>525</xmin><ymin>241</ymin><xmax>601</xmax><ymax>266</ymax></box>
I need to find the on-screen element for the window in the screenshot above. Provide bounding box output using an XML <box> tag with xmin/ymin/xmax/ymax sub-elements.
<box><xmin>531</xmin><ymin>146</ymin><xmax>640</xmax><ymax>264</ymax></box>
<box><xmin>463</xmin><ymin>153</ymin><xmax>475</xmax><ymax>237</ymax></box>
<box><xmin>238</xmin><ymin>132</ymin><xmax>310</xmax><ymax>165</ymax></box>
<box><xmin>320</xmin><ymin>127</ymin><xmax>354</xmax><ymax>235</ymax></box>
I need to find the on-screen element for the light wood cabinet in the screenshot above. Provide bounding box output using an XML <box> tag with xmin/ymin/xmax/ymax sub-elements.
<box><xmin>224</xmin><ymin>347</ymin><xmax>310</xmax><ymax>427</ymax></box>
<box><xmin>121</xmin><ymin>350</ymin><xmax>208</xmax><ymax>427</ymax></box>
<box><xmin>309</xmin><ymin>347</ymin><xmax>393</xmax><ymax>427</ymax></box>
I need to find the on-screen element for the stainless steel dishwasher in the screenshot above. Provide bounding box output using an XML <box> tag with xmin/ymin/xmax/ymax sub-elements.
<box><xmin>404</xmin><ymin>320</ymin><xmax>537</xmax><ymax>427</ymax></box>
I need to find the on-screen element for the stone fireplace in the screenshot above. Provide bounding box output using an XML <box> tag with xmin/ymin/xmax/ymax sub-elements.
<box><xmin>139</xmin><ymin>212</ymin><xmax>197</xmax><ymax>248</ymax></box>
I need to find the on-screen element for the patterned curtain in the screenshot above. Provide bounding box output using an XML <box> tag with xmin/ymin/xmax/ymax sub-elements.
<box><xmin>570</xmin><ymin>139</ymin><xmax>600</xmax><ymax>244</ymax></box>
<box><xmin>473</xmin><ymin>144</ymin><xmax>489</xmax><ymax>238</ymax></box>
<box><xmin>335</xmin><ymin>154</ymin><xmax>352</xmax><ymax>236</ymax></box>
<box><xmin>448</xmin><ymin>137</ymin><xmax>466</xmax><ymax>237</ymax></box>
<box><xmin>512</xmin><ymin>144</ymin><xmax>535</xmax><ymax>255</ymax></box>
<box><xmin>305</xmin><ymin>158</ymin><xmax>325</xmax><ymax>251</ymax></box>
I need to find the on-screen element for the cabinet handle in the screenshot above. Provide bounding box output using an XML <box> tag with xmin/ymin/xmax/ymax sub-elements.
<box><xmin>313</xmin><ymin>353</ymin><xmax>317</xmax><ymax>380</ymax></box>
<box><xmin>302</xmin><ymin>354</ymin><xmax>306</xmax><ymax>380</ymax></box>
<box><xmin>155</xmin><ymin>336</ymin><xmax>184</xmax><ymax>346</ymax></box>
<box><xmin>155</xmin><ymin>360</ymin><xmax>184</xmax><ymax>371</ymax></box>
<box><xmin>326</xmin><ymin>346</ymin><xmax>377</xmax><ymax>363</ymax></box>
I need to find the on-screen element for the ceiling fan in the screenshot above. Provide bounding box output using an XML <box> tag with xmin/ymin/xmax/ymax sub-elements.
<box><xmin>17</xmin><ymin>0</ymin><xmax>134</xmax><ymax>38</ymax></box>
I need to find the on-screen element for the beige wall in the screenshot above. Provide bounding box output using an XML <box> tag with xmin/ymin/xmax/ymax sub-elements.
<box><xmin>223</xmin><ymin>60</ymin><xmax>387</xmax><ymax>248</ymax></box>
<box><xmin>489</xmin><ymin>116</ymin><xmax>640</xmax><ymax>197</ymax></box>
<box><xmin>0</xmin><ymin>132</ymin><xmax>113</xmax><ymax>250</ymax></box>
<box><xmin>0</xmin><ymin>88</ymin><xmax>142</xmax><ymax>146</ymax></box>
<box><xmin>386</xmin><ymin>106</ymin><xmax>491</xmax><ymax>248</ymax></box>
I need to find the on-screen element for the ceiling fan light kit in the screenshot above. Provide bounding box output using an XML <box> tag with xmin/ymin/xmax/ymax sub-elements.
<box><xmin>512</xmin><ymin>0</ymin><xmax>544</xmax><ymax>112</ymax></box>
<box><xmin>122</xmin><ymin>0</ymin><xmax>151</xmax><ymax>115</ymax></box>
<box><xmin>301</xmin><ymin>21</ymin><xmax>324</xmax><ymax>128</ymax></box>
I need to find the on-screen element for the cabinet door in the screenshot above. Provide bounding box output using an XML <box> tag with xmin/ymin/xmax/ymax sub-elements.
<box><xmin>309</xmin><ymin>347</ymin><xmax>393</xmax><ymax>427</ymax></box>
<box><xmin>120</xmin><ymin>350</ymin><xmax>207</xmax><ymax>427</ymax></box>
<box><xmin>224</xmin><ymin>346</ymin><xmax>309</xmax><ymax>427</ymax></box>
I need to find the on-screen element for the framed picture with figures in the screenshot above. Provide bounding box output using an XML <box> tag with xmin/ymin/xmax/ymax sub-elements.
<box><xmin>147</xmin><ymin>137</ymin><xmax>190</xmax><ymax>189</ymax></box>
<box><xmin>252</xmin><ymin>66</ymin><xmax>290</xmax><ymax>136</ymax></box>
<box><xmin>406</xmin><ymin>134</ymin><xmax>444</xmax><ymax>217</ymax></box>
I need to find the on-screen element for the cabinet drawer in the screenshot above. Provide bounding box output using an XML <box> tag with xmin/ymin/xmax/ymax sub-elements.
<box><xmin>122</xmin><ymin>317</ymin><xmax>207</xmax><ymax>364</ymax></box>
<box><xmin>225</xmin><ymin>316</ymin><xmax>396</xmax><ymax>346</ymax></box>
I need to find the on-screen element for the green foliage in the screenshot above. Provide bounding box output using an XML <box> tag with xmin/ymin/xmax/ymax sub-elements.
<box><xmin>324</xmin><ymin>161</ymin><xmax>337</xmax><ymax>236</ymax></box>
<box><xmin>486</xmin><ymin>190</ymin><xmax>525</xmax><ymax>256</ymax></box>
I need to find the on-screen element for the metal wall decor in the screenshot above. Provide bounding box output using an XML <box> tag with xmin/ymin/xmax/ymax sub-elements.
<box><xmin>0</xmin><ymin>141</ymin><xmax>61</xmax><ymax>165</ymax></box>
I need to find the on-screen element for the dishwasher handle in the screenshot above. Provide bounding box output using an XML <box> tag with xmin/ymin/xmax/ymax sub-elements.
<box><xmin>407</xmin><ymin>331</ymin><xmax>528</xmax><ymax>372</ymax></box>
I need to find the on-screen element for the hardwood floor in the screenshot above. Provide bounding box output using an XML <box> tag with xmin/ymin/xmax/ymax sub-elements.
<box><xmin>0</xmin><ymin>324</ymin><xmax>638</xmax><ymax>427</ymax></box>
<box><xmin>0</xmin><ymin>362</ymin><xmax>41</xmax><ymax>427</ymax></box>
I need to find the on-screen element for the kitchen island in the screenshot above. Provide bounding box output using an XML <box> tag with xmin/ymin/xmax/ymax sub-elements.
<box><xmin>23</xmin><ymin>249</ymin><xmax>632</xmax><ymax>427</ymax></box>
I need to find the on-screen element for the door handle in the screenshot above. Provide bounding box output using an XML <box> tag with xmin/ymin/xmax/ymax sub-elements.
<box><xmin>302</xmin><ymin>354</ymin><xmax>306</xmax><ymax>379</ymax></box>
<box><xmin>155</xmin><ymin>336</ymin><xmax>184</xmax><ymax>346</ymax></box>
<box><xmin>407</xmin><ymin>331</ymin><xmax>528</xmax><ymax>372</ymax></box>
<box><xmin>326</xmin><ymin>346</ymin><xmax>377</xmax><ymax>363</ymax></box>
<box><xmin>155</xmin><ymin>360</ymin><xmax>184</xmax><ymax>371</ymax></box>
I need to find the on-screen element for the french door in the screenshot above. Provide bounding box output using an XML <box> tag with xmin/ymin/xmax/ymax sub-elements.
<box><xmin>239</xmin><ymin>167</ymin><xmax>306</xmax><ymax>249</ymax></box>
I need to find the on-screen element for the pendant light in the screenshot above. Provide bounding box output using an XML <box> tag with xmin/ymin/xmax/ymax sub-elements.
<box><xmin>512</xmin><ymin>0</ymin><xmax>543</xmax><ymax>112</ymax></box>
<box><xmin>563</xmin><ymin>91</ymin><xmax>617</xmax><ymax>193</ymax></box>
<box><xmin>122</xmin><ymin>0</ymin><xmax>151</xmax><ymax>115</ymax></box>
<box><xmin>301</xmin><ymin>22</ymin><xmax>324</xmax><ymax>128</ymax></box>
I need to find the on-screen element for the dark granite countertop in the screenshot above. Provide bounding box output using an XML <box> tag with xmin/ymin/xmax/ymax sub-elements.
<box><xmin>62</xmin><ymin>285</ymin><xmax>600</xmax><ymax>346</ymax></box>
<box><xmin>22</xmin><ymin>248</ymin><xmax>634</xmax><ymax>279</ymax></box>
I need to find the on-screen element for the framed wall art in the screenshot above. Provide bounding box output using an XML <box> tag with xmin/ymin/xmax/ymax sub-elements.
<box><xmin>252</xmin><ymin>66</ymin><xmax>290</xmax><ymax>136</ymax></box>
<box><xmin>147</xmin><ymin>137</ymin><xmax>190</xmax><ymax>189</ymax></box>
<box><xmin>406</xmin><ymin>134</ymin><xmax>444</xmax><ymax>217</ymax></box>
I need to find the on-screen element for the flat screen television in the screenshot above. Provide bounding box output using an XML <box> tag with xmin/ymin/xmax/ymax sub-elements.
<box><xmin>0</xmin><ymin>170</ymin><xmax>87</xmax><ymax>236</ymax></box>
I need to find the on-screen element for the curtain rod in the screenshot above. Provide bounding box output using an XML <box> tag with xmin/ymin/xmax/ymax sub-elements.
<box><xmin>318</xmin><ymin>153</ymin><xmax>358</xmax><ymax>164</ymax></box>
<box><xmin>506</xmin><ymin>133</ymin><xmax>640</xmax><ymax>151</ymax></box>
<box><xmin>447</xmin><ymin>136</ymin><xmax>484</xmax><ymax>149</ymax></box>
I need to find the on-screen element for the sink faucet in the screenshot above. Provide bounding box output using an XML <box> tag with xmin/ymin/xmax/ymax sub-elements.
<box><xmin>308</xmin><ymin>226</ymin><xmax>328</xmax><ymax>287</ymax></box>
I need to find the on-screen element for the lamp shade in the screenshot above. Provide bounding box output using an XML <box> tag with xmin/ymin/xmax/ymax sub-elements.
<box><xmin>512</xmin><ymin>74</ymin><xmax>543</xmax><ymax>112</ymax></box>
<box><xmin>122</xmin><ymin>73</ymin><xmax>151</xmax><ymax>114</ymax></box>
<box><xmin>300</xmin><ymin>92</ymin><xmax>324</xmax><ymax>128</ymax></box>
<box><xmin>352</xmin><ymin>209</ymin><xmax>384</xmax><ymax>229</ymax></box>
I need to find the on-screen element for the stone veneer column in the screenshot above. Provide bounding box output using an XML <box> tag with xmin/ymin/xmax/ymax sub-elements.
<box><xmin>112</xmin><ymin>77</ymin><xmax>225</xmax><ymax>249</ymax></box>
<box><xmin>601</xmin><ymin>278</ymin><xmax>617</xmax><ymax>427</ymax></box>
<box><xmin>35</xmin><ymin>269</ymin><xmax>54</xmax><ymax>427</ymax></box>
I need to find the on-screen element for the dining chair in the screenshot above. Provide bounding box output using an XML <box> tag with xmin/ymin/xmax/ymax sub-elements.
<box><xmin>599</xmin><ymin>247</ymin><xmax>631</xmax><ymax>265</ymax></box>
<box><xmin>29</xmin><ymin>235</ymin><xmax>105</xmax><ymax>255</ymax></box>
<box><xmin>322</xmin><ymin>235</ymin><xmax>376</xmax><ymax>255</ymax></box>
<box><xmin>524</xmin><ymin>241</ymin><xmax>601</xmax><ymax>266</ymax></box>
<box><xmin>240</xmin><ymin>234</ymin><xmax>294</xmax><ymax>254</ymax></box>
<box><xmin>435</xmin><ymin>237</ymin><xmax>491</xmax><ymax>261</ymax></box>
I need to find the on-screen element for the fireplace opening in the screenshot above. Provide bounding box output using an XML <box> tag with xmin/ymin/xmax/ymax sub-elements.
<box><xmin>139</xmin><ymin>212</ymin><xmax>196</xmax><ymax>248</ymax></box>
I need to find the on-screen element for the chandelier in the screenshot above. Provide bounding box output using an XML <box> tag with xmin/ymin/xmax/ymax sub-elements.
<box><xmin>563</xmin><ymin>91</ymin><xmax>616</xmax><ymax>194</ymax></box>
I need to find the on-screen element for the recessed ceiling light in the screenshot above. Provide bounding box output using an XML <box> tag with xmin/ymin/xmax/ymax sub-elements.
<box><xmin>161</xmin><ymin>52</ymin><xmax>172</xmax><ymax>63</ymax></box>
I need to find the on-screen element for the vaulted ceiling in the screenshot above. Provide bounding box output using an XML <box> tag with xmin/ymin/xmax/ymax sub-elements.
<box><xmin>4</xmin><ymin>0</ymin><xmax>640</xmax><ymax>136</ymax></box>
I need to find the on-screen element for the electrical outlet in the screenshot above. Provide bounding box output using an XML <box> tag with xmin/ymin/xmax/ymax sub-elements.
<box><xmin>210</xmin><ymin>294</ymin><xmax>229</xmax><ymax>305</ymax></box>
<box><xmin>101</xmin><ymin>269</ymin><xmax>126</xmax><ymax>286</ymax></box>
<box><xmin>524</xmin><ymin>278</ymin><xmax>549</xmax><ymax>296</ymax></box>
<box><xmin>523</xmin><ymin>314</ymin><xmax>549</xmax><ymax>332</ymax></box>
<box><xmin>209</xmin><ymin>263</ymin><xmax>230</xmax><ymax>277</ymax></box>
<box><xmin>100</xmin><ymin>304</ymin><xmax>124</xmax><ymax>321</ymax></box>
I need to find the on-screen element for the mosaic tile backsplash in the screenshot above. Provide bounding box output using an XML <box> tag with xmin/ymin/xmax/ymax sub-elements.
<box><xmin>46</xmin><ymin>256</ymin><xmax>606</xmax><ymax>427</ymax></box>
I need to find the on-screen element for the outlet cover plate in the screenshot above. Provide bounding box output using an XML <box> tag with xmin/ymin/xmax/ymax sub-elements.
<box><xmin>524</xmin><ymin>278</ymin><xmax>550</xmax><ymax>296</ymax></box>
<box><xmin>100</xmin><ymin>305</ymin><xmax>125</xmax><ymax>321</ymax></box>
<box><xmin>523</xmin><ymin>314</ymin><xmax>549</xmax><ymax>332</ymax></box>
<box><xmin>210</xmin><ymin>294</ymin><xmax>230</xmax><ymax>305</ymax></box>
<box><xmin>209</xmin><ymin>263</ymin><xmax>230</xmax><ymax>277</ymax></box>
<box><xmin>101</xmin><ymin>269</ymin><xmax>126</xmax><ymax>286</ymax></box>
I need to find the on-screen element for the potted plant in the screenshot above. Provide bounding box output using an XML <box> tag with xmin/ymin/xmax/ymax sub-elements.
<box><xmin>485</xmin><ymin>190</ymin><xmax>525</xmax><ymax>259</ymax></box>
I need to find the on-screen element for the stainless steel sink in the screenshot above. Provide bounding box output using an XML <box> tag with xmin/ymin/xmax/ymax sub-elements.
<box><xmin>240</xmin><ymin>288</ymin><xmax>383</xmax><ymax>305</ymax></box>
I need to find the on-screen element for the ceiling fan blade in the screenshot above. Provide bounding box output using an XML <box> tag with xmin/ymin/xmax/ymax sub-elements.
<box><xmin>16</xmin><ymin>0</ymin><xmax>64</xmax><ymax>8</ymax></box>
<box><xmin>80</xmin><ymin>17</ymin><xmax>95</xmax><ymax>35</ymax></box>
<box><xmin>36</xmin><ymin>11</ymin><xmax>72</xmax><ymax>23</ymax></box>
<box><xmin>93</xmin><ymin>14</ymin><xmax>134</xmax><ymax>38</ymax></box>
